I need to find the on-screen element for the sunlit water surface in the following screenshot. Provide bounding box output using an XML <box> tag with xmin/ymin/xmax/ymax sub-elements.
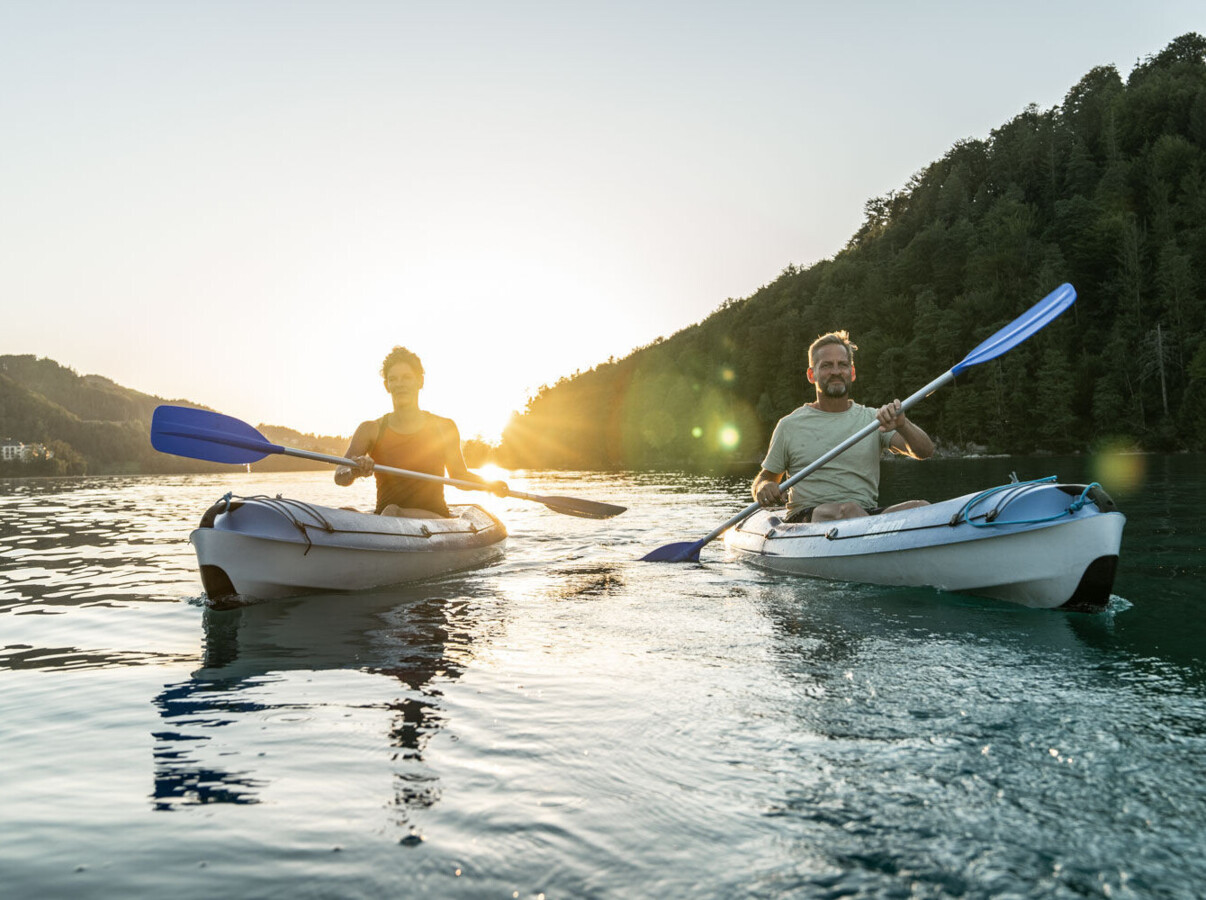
<box><xmin>2</xmin><ymin>457</ymin><xmax>1204</xmax><ymax>898</ymax></box>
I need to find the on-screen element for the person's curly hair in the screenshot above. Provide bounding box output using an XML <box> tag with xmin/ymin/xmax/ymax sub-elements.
<box><xmin>380</xmin><ymin>346</ymin><xmax>425</xmax><ymax>382</ymax></box>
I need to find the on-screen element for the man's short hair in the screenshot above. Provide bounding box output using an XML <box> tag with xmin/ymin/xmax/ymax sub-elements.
<box><xmin>808</xmin><ymin>331</ymin><xmax>857</xmax><ymax>367</ymax></box>
<box><xmin>380</xmin><ymin>346</ymin><xmax>425</xmax><ymax>380</ymax></box>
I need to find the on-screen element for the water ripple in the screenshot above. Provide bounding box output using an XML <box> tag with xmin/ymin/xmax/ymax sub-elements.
<box><xmin>2</xmin><ymin>463</ymin><xmax>1205</xmax><ymax>899</ymax></box>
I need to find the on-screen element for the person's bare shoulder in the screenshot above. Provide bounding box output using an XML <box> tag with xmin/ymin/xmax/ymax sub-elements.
<box><xmin>346</xmin><ymin>419</ymin><xmax>381</xmax><ymax>449</ymax></box>
<box><xmin>424</xmin><ymin>413</ymin><xmax>461</xmax><ymax>441</ymax></box>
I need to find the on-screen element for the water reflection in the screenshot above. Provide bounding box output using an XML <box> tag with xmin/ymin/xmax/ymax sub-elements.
<box><xmin>1</xmin><ymin>644</ymin><xmax>191</xmax><ymax>671</ymax></box>
<box><xmin>0</xmin><ymin>475</ymin><xmax>197</xmax><ymax>612</ymax></box>
<box><xmin>750</xmin><ymin>577</ymin><xmax>1122</xmax><ymax>767</ymax></box>
<box><xmin>151</xmin><ymin>679</ymin><xmax>271</xmax><ymax>807</ymax></box>
<box><xmin>1066</xmin><ymin>607</ymin><xmax>1206</xmax><ymax>688</ymax></box>
<box><xmin>539</xmin><ymin>562</ymin><xmax>625</xmax><ymax>602</ymax></box>
<box><xmin>5</xmin><ymin>465</ymin><xmax>1206</xmax><ymax>898</ymax></box>
<box><xmin>150</xmin><ymin>584</ymin><xmax>505</xmax><ymax>822</ymax></box>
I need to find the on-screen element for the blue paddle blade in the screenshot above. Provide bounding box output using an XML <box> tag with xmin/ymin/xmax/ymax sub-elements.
<box><xmin>640</xmin><ymin>540</ymin><xmax>706</xmax><ymax>563</ymax></box>
<box><xmin>952</xmin><ymin>283</ymin><xmax>1076</xmax><ymax>375</ymax></box>
<box><xmin>151</xmin><ymin>405</ymin><xmax>282</xmax><ymax>464</ymax></box>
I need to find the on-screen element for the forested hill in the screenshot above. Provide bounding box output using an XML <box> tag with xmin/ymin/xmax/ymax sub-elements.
<box><xmin>497</xmin><ymin>33</ymin><xmax>1206</xmax><ymax>471</ymax></box>
<box><xmin>0</xmin><ymin>355</ymin><xmax>347</xmax><ymax>476</ymax></box>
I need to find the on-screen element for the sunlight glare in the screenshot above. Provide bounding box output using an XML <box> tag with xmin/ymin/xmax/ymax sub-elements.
<box><xmin>453</xmin><ymin>462</ymin><xmax>515</xmax><ymax>516</ymax></box>
<box><xmin>476</xmin><ymin>463</ymin><xmax>513</xmax><ymax>483</ymax></box>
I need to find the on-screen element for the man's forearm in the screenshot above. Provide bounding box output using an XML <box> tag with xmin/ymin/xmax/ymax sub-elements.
<box><xmin>897</xmin><ymin>419</ymin><xmax>934</xmax><ymax>459</ymax></box>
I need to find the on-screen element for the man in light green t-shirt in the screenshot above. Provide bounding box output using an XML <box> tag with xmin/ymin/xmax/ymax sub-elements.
<box><xmin>752</xmin><ymin>331</ymin><xmax>934</xmax><ymax>523</ymax></box>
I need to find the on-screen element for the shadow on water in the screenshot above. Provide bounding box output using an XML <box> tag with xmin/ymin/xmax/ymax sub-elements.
<box><xmin>150</xmin><ymin>581</ymin><xmax>508</xmax><ymax>821</ymax></box>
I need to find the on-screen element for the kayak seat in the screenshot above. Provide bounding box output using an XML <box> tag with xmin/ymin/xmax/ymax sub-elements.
<box><xmin>1056</xmin><ymin>483</ymin><xmax>1118</xmax><ymax>513</ymax></box>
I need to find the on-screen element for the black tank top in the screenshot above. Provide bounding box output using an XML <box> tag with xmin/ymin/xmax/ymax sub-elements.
<box><xmin>368</xmin><ymin>415</ymin><xmax>450</xmax><ymax>517</ymax></box>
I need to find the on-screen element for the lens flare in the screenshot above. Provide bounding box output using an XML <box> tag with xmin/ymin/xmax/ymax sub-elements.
<box><xmin>1089</xmin><ymin>444</ymin><xmax>1146</xmax><ymax>495</ymax></box>
<box><xmin>719</xmin><ymin>426</ymin><xmax>740</xmax><ymax>450</ymax></box>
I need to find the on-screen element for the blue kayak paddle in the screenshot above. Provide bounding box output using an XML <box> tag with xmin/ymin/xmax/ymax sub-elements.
<box><xmin>150</xmin><ymin>405</ymin><xmax>627</xmax><ymax>519</ymax></box>
<box><xmin>641</xmin><ymin>282</ymin><xmax>1078</xmax><ymax>562</ymax></box>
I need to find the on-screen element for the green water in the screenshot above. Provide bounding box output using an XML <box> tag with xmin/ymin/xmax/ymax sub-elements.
<box><xmin>1</xmin><ymin>457</ymin><xmax>1203</xmax><ymax>898</ymax></box>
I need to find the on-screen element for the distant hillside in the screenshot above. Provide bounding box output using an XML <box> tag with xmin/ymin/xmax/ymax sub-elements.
<box><xmin>0</xmin><ymin>355</ymin><xmax>348</xmax><ymax>476</ymax></box>
<box><xmin>498</xmin><ymin>33</ymin><xmax>1206</xmax><ymax>470</ymax></box>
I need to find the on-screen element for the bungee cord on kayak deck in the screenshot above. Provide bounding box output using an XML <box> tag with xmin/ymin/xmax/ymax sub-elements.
<box><xmin>754</xmin><ymin>478</ymin><xmax>1112</xmax><ymax>544</ymax></box>
<box><xmin>956</xmin><ymin>477</ymin><xmax>1114</xmax><ymax>529</ymax></box>
<box><xmin>201</xmin><ymin>493</ymin><xmax>489</xmax><ymax>556</ymax></box>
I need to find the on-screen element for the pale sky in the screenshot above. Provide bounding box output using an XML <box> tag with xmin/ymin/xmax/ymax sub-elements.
<box><xmin>3</xmin><ymin>1</ymin><xmax>1201</xmax><ymax>441</ymax></box>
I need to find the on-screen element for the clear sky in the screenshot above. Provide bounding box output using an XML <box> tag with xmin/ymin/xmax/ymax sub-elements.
<box><xmin>3</xmin><ymin>1</ymin><xmax>1201</xmax><ymax>441</ymax></box>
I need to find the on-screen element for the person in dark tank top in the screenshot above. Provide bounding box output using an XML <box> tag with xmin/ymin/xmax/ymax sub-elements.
<box><xmin>334</xmin><ymin>346</ymin><xmax>508</xmax><ymax>517</ymax></box>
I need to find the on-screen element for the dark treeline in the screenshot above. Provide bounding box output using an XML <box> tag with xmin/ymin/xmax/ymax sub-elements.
<box><xmin>0</xmin><ymin>355</ymin><xmax>347</xmax><ymax>476</ymax></box>
<box><xmin>499</xmin><ymin>34</ymin><xmax>1206</xmax><ymax>471</ymax></box>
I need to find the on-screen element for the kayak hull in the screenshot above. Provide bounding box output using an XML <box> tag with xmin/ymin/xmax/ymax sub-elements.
<box><xmin>724</xmin><ymin>481</ymin><xmax>1125</xmax><ymax>611</ymax></box>
<box><xmin>191</xmin><ymin>495</ymin><xmax>506</xmax><ymax>603</ymax></box>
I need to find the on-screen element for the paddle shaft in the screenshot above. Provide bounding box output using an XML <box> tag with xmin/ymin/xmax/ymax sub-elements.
<box><xmin>693</xmin><ymin>369</ymin><xmax>955</xmax><ymax>549</ymax></box>
<box><xmin>278</xmin><ymin>445</ymin><xmax>544</xmax><ymax>504</ymax></box>
<box><xmin>151</xmin><ymin>407</ymin><xmax>626</xmax><ymax>519</ymax></box>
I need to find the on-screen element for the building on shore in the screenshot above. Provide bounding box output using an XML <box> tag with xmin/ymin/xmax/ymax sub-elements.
<box><xmin>0</xmin><ymin>439</ymin><xmax>53</xmax><ymax>462</ymax></box>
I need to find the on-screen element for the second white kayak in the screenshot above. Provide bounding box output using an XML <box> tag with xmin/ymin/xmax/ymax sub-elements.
<box><xmin>724</xmin><ymin>478</ymin><xmax>1124</xmax><ymax>611</ymax></box>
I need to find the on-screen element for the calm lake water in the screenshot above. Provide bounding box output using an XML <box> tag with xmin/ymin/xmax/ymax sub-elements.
<box><xmin>2</xmin><ymin>456</ymin><xmax>1204</xmax><ymax>899</ymax></box>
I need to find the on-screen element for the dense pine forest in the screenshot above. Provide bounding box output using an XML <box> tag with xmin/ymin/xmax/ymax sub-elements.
<box><xmin>498</xmin><ymin>34</ymin><xmax>1206</xmax><ymax>471</ymax></box>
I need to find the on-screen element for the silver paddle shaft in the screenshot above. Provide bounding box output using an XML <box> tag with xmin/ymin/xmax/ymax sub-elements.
<box><xmin>279</xmin><ymin>447</ymin><xmax>546</xmax><ymax>500</ymax></box>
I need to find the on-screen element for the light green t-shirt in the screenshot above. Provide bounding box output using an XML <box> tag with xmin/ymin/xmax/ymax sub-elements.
<box><xmin>761</xmin><ymin>403</ymin><xmax>894</xmax><ymax>510</ymax></box>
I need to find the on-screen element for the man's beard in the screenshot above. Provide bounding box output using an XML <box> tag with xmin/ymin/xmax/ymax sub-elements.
<box><xmin>821</xmin><ymin>378</ymin><xmax>849</xmax><ymax>397</ymax></box>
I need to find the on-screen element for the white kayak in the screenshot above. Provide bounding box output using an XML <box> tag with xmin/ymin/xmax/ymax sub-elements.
<box><xmin>191</xmin><ymin>494</ymin><xmax>506</xmax><ymax>604</ymax></box>
<box><xmin>724</xmin><ymin>478</ymin><xmax>1125</xmax><ymax>611</ymax></box>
